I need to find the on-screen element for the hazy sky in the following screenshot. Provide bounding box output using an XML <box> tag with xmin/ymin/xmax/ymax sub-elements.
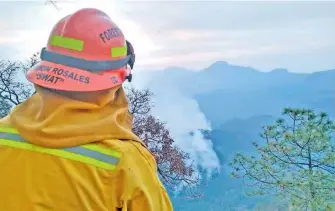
<box><xmin>0</xmin><ymin>0</ymin><xmax>334</xmax><ymax>72</ymax></box>
<box><xmin>0</xmin><ymin>0</ymin><xmax>333</xmax><ymax>177</ymax></box>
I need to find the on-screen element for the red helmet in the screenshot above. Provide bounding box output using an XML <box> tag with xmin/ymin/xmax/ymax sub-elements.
<box><xmin>26</xmin><ymin>8</ymin><xmax>135</xmax><ymax>92</ymax></box>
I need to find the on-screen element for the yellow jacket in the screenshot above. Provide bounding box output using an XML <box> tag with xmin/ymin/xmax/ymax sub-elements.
<box><xmin>0</xmin><ymin>86</ymin><xmax>173</xmax><ymax>211</ymax></box>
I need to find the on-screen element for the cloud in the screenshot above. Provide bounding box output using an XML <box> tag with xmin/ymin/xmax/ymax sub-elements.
<box><xmin>112</xmin><ymin>1</ymin><xmax>335</xmax><ymax>72</ymax></box>
<box><xmin>133</xmin><ymin>23</ymin><xmax>335</xmax><ymax>71</ymax></box>
<box><xmin>1</xmin><ymin>1</ymin><xmax>335</xmax><ymax>72</ymax></box>
<box><xmin>0</xmin><ymin>0</ymin><xmax>159</xmax><ymax>59</ymax></box>
<box><xmin>116</xmin><ymin>1</ymin><xmax>335</xmax><ymax>31</ymax></box>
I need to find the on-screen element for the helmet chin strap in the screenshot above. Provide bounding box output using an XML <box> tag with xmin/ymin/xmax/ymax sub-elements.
<box><xmin>125</xmin><ymin>40</ymin><xmax>135</xmax><ymax>82</ymax></box>
<box><xmin>126</xmin><ymin>40</ymin><xmax>135</xmax><ymax>70</ymax></box>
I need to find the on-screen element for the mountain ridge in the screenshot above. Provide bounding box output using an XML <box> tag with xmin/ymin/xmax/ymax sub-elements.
<box><xmin>138</xmin><ymin>61</ymin><xmax>334</xmax><ymax>211</ymax></box>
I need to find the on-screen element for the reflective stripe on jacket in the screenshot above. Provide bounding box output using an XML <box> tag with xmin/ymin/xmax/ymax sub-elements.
<box><xmin>0</xmin><ymin>125</ymin><xmax>173</xmax><ymax>211</ymax></box>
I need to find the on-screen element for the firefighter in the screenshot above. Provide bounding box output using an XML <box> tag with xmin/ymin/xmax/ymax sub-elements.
<box><xmin>0</xmin><ymin>8</ymin><xmax>173</xmax><ymax>211</ymax></box>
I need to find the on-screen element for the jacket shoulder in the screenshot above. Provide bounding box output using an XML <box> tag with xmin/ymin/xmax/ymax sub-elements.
<box><xmin>103</xmin><ymin>139</ymin><xmax>173</xmax><ymax>211</ymax></box>
<box><xmin>102</xmin><ymin>139</ymin><xmax>157</xmax><ymax>169</ymax></box>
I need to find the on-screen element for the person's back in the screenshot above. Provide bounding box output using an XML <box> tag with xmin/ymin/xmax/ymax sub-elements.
<box><xmin>0</xmin><ymin>8</ymin><xmax>173</xmax><ymax>211</ymax></box>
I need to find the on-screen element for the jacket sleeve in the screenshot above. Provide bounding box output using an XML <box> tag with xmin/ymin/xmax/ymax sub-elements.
<box><xmin>112</xmin><ymin>141</ymin><xmax>174</xmax><ymax>211</ymax></box>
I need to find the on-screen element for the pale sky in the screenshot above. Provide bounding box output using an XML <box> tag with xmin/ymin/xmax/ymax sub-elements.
<box><xmin>0</xmin><ymin>0</ymin><xmax>335</xmax><ymax>73</ymax></box>
<box><xmin>0</xmin><ymin>0</ymin><xmax>333</xmax><ymax>177</ymax></box>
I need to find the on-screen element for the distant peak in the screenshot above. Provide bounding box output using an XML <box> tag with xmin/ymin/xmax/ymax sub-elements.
<box><xmin>206</xmin><ymin>61</ymin><xmax>229</xmax><ymax>70</ymax></box>
<box><xmin>215</xmin><ymin>61</ymin><xmax>228</xmax><ymax>65</ymax></box>
<box><xmin>211</xmin><ymin>61</ymin><xmax>229</xmax><ymax>66</ymax></box>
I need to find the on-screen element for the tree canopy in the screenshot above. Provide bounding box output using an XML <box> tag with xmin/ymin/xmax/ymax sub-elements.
<box><xmin>231</xmin><ymin>108</ymin><xmax>335</xmax><ymax>211</ymax></box>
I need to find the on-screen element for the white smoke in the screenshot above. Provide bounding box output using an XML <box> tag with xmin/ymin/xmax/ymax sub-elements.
<box><xmin>132</xmin><ymin>73</ymin><xmax>220</xmax><ymax>179</ymax></box>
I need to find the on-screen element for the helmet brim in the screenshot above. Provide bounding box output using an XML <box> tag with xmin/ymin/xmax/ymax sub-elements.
<box><xmin>26</xmin><ymin>60</ymin><xmax>127</xmax><ymax>92</ymax></box>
